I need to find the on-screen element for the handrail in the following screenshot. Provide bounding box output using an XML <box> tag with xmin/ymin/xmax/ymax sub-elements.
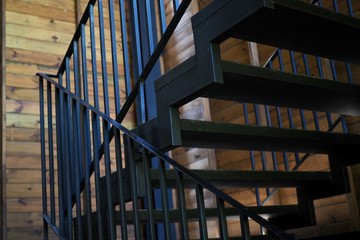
<box><xmin>39</xmin><ymin>72</ymin><xmax>294</xmax><ymax>240</ymax></box>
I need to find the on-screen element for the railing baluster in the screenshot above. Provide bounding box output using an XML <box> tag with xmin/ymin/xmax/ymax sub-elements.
<box><xmin>39</xmin><ymin>76</ymin><xmax>49</xmax><ymax>240</ymax></box>
<box><xmin>102</xmin><ymin>120</ymin><xmax>116</xmax><ymax>239</ymax></box>
<box><xmin>73</xmin><ymin>99</ymin><xmax>83</xmax><ymax>240</ymax></box>
<box><xmin>158</xmin><ymin>0</ymin><xmax>167</xmax><ymax>34</ymax></box>
<box><xmin>46</xmin><ymin>82</ymin><xmax>56</xmax><ymax>226</ymax></box>
<box><xmin>80</xmin><ymin>23</ymin><xmax>93</xmax><ymax>239</ymax></box>
<box><xmin>64</xmin><ymin>92</ymin><xmax>73</xmax><ymax>240</ymax></box>
<box><xmin>91</xmin><ymin>111</ymin><xmax>104</xmax><ymax>240</ymax></box>
<box><xmin>217</xmin><ymin>198</ymin><xmax>229</xmax><ymax>239</ymax></box>
<box><xmin>346</xmin><ymin>63</ymin><xmax>353</xmax><ymax>84</ymax></box>
<box><xmin>243</xmin><ymin>103</ymin><xmax>261</xmax><ymax>204</ymax></box>
<box><xmin>176</xmin><ymin>171</ymin><xmax>189</xmax><ymax>240</ymax></box>
<box><xmin>54</xmin><ymin>79</ymin><xmax>65</xmax><ymax>236</ymax></box>
<box><xmin>114</xmin><ymin>128</ymin><xmax>128</xmax><ymax>240</ymax></box>
<box><xmin>346</xmin><ymin>0</ymin><xmax>354</xmax><ymax>16</ymax></box>
<box><xmin>89</xmin><ymin>4</ymin><xmax>100</xmax><ymax>109</ymax></box>
<box><xmin>146</xmin><ymin>0</ymin><xmax>155</xmax><ymax>54</ymax></box>
<box><xmin>119</xmin><ymin>0</ymin><xmax>132</xmax><ymax>97</ymax></box>
<box><xmin>142</xmin><ymin>149</ymin><xmax>156</xmax><ymax>239</ymax></box>
<box><xmin>332</xmin><ymin>0</ymin><xmax>339</xmax><ymax>12</ymax></box>
<box><xmin>240</xmin><ymin>213</ymin><xmax>251</xmax><ymax>240</ymax></box>
<box><xmin>158</xmin><ymin>158</ymin><xmax>171</xmax><ymax>239</ymax></box>
<box><xmin>127</xmin><ymin>136</ymin><xmax>142</xmax><ymax>239</ymax></box>
<box><xmin>195</xmin><ymin>184</ymin><xmax>208</xmax><ymax>240</ymax></box>
<box><xmin>98</xmin><ymin>0</ymin><xmax>110</xmax><ymax>115</ymax></box>
<box><xmin>108</xmin><ymin>0</ymin><xmax>121</xmax><ymax>114</ymax></box>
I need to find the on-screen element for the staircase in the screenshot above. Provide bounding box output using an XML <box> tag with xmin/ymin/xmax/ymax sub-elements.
<box><xmin>38</xmin><ymin>0</ymin><xmax>360</xmax><ymax>239</ymax></box>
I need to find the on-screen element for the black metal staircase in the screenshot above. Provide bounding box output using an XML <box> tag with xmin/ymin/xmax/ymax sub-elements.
<box><xmin>38</xmin><ymin>0</ymin><xmax>360</xmax><ymax>239</ymax></box>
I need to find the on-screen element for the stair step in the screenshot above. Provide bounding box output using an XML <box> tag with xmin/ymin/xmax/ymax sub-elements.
<box><xmin>116</xmin><ymin>205</ymin><xmax>300</xmax><ymax>224</ymax></box>
<box><xmin>202</xmin><ymin>61</ymin><xmax>360</xmax><ymax>116</ymax></box>
<box><xmin>150</xmin><ymin>169</ymin><xmax>332</xmax><ymax>189</ymax></box>
<box><xmin>192</xmin><ymin>0</ymin><xmax>360</xmax><ymax>63</ymax></box>
<box><xmin>298</xmin><ymin>231</ymin><xmax>360</xmax><ymax>240</ymax></box>
<box><xmin>179</xmin><ymin>119</ymin><xmax>360</xmax><ymax>166</ymax></box>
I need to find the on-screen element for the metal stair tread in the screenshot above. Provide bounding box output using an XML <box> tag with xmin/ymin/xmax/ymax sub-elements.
<box><xmin>149</xmin><ymin>169</ymin><xmax>332</xmax><ymax>188</ymax></box>
<box><xmin>114</xmin><ymin>204</ymin><xmax>300</xmax><ymax>223</ymax></box>
<box><xmin>192</xmin><ymin>0</ymin><xmax>360</xmax><ymax>63</ymax></box>
<box><xmin>179</xmin><ymin>119</ymin><xmax>360</xmax><ymax>160</ymax></box>
<box><xmin>202</xmin><ymin>61</ymin><xmax>360</xmax><ymax>116</ymax></box>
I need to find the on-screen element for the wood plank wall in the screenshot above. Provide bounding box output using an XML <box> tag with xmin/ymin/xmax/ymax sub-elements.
<box><xmin>4</xmin><ymin>0</ymin><xmax>135</xmax><ymax>239</ymax></box>
<box><xmin>5</xmin><ymin>0</ymin><xmax>77</xmax><ymax>239</ymax></box>
<box><xmin>1</xmin><ymin>0</ymin><xmax>6</xmax><ymax>238</ymax></box>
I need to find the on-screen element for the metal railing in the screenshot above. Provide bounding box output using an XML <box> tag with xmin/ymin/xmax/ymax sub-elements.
<box><xmin>39</xmin><ymin>72</ymin><xmax>293</xmax><ymax>239</ymax></box>
<box><xmin>38</xmin><ymin>0</ymin><xmax>357</xmax><ymax>239</ymax></box>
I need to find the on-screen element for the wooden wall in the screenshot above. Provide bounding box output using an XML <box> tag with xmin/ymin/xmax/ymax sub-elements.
<box><xmin>5</xmin><ymin>0</ymin><xmax>76</xmax><ymax>239</ymax></box>
<box><xmin>1</xmin><ymin>0</ymin><xmax>6</xmax><ymax>238</ymax></box>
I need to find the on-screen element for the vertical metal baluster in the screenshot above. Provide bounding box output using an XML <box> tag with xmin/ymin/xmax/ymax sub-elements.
<box><xmin>64</xmin><ymin>65</ymin><xmax>73</xmax><ymax>240</ymax></box>
<box><xmin>346</xmin><ymin>0</ymin><xmax>354</xmax><ymax>16</ymax></box>
<box><xmin>330</xmin><ymin>60</ymin><xmax>338</xmax><ymax>81</ymax></box>
<box><xmin>243</xmin><ymin>103</ymin><xmax>261</xmax><ymax>205</ymax></box>
<box><xmin>176</xmin><ymin>171</ymin><xmax>189</xmax><ymax>240</ymax></box>
<box><xmin>81</xmin><ymin>24</ymin><xmax>89</xmax><ymax>103</ymax></box>
<box><xmin>73</xmin><ymin>99</ymin><xmax>83</xmax><ymax>240</ymax></box>
<box><xmin>145</xmin><ymin>0</ymin><xmax>155</xmax><ymax>54</ymax></box>
<box><xmin>303</xmin><ymin>54</ymin><xmax>320</xmax><ymax>131</ymax></box>
<box><xmin>346</xmin><ymin>63</ymin><xmax>353</xmax><ymax>84</ymax></box>
<box><xmin>240</xmin><ymin>213</ymin><xmax>251</xmax><ymax>240</ymax></box>
<box><xmin>173</xmin><ymin>0</ymin><xmax>180</xmax><ymax>12</ymax></box>
<box><xmin>108</xmin><ymin>0</ymin><xmax>121</xmax><ymax>114</ymax></box>
<box><xmin>89</xmin><ymin>4</ymin><xmax>99</xmax><ymax>109</ymax></box>
<box><xmin>80</xmin><ymin>22</ymin><xmax>93</xmax><ymax>240</ymax></box>
<box><xmin>157</xmin><ymin>0</ymin><xmax>167</xmax><ymax>34</ymax></box>
<box><xmin>127</xmin><ymin>136</ymin><xmax>142</xmax><ymax>239</ymax></box>
<box><xmin>288</xmin><ymin>50</ymin><xmax>307</xmax><ymax>130</ymax></box>
<box><xmin>59</xmin><ymin>74</ymin><xmax>72</xmax><ymax>238</ymax></box>
<box><xmin>265</xmin><ymin>106</ymin><xmax>279</xmax><ymax>170</ymax></box>
<box><xmin>54</xmin><ymin>78</ymin><xmax>65</xmax><ymax>236</ymax></box>
<box><xmin>217</xmin><ymin>198</ymin><xmax>229</xmax><ymax>239</ymax></box>
<box><xmin>73</xmin><ymin>39</ymin><xmax>84</xmax><ymax>239</ymax></box>
<box><xmin>47</xmin><ymin>82</ymin><xmax>56</xmax><ymax>226</ymax></box>
<box><xmin>195</xmin><ymin>184</ymin><xmax>208</xmax><ymax>239</ymax></box>
<box><xmin>119</xmin><ymin>0</ymin><xmax>132</xmax><ymax>96</ymax></box>
<box><xmin>114</xmin><ymin>128</ymin><xmax>128</xmax><ymax>239</ymax></box>
<box><xmin>316</xmin><ymin>57</ymin><xmax>333</xmax><ymax>128</ymax></box>
<box><xmin>275</xmin><ymin>107</ymin><xmax>289</xmax><ymax>171</ymax></box>
<box><xmin>103</xmin><ymin>120</ymin><xmax>116</xmax><ymax>239</ymax></box>
<box><xmin>332</xmin><ymin>0</ymin><xmax>339</xmax><ymax>12</ymax></box>
<box><xmin>254</xmin><ymin>104</ymin><xmax>270</xmax><ymax>196</ymax></box>
<box><xmin>158</xmin><ymin>158</ymin><xmax>171</xmax><ymax>239</ymax></box>
<box><xmin>142</xmin><ymin>149</ymin><xmax>156</xmax><ymax>239</ymax></box>
<box><xmin>286</xmin><ymin>106</ymin><xmax>300</xmax><ymax>164</ymax></box>
<box><xmin>39</xmin><ymin>76</ymin><xmax>49</xmax><ymax>240</ymax></box>
<box><xmin>91</xmin><ymin>112</ymin><xmax>104</xmax><ymax>240</ymax></box>
<box><xmin>131</xmin><ymin>0</ymin><xmax>146</xmax><ymax>123</ymax></box>
<box><xmin>98</xmin><ymin>0</ymin><xmax>110</xmax><ymax>115</ymax></box>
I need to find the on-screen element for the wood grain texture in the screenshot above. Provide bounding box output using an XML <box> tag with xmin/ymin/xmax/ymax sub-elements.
<box><xmin>1</xmin><ymin>0</ymin><xmax>7</xmax><ymax>237</ymax></box>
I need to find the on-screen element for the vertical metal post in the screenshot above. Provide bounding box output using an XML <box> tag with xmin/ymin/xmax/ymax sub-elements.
<box><xmin>102</xmin><ymin>120</ymin><xmax>116</xmax><ymax>239</ymax></box>
<box><xmin>97</xmin><ymin>0</ymin><xmax>110</xmax><ymax>115</ymax></box>
<box><xmin>47</xmin><ymin>82</ymin><xmax>56</xmax><ymax>226</ymax></box>
<box><xmin>114</xmin><ymin>128</ymin><xmax>128</xmax><ymax>239</ymax></box>
<box><xmin>119</xmin><ymin>0</ymin><xmax>132</xmax><ymax>97</ymax></box>
<box><xmin>195</xmin><ymin>184</ymin><xmax>208</xmax><ymax>240</ymax></box>
<box><xmin>143</xmin><ymin>149</ymin><xmax>156</xmax><ymax>239</ymax></box>
<box><xmin>176</xmin><ymin>171</ymin><xmax>189</xmax><ymax>240</ymax></box>
<box><xmin>216</xmin><ymin>198</ymin><xmax>229</xmax><ymax>239</ymax></box>
<box><xmin>39</xmin><ymin>76</ymin><xmax>49</xmax><ymax>240</ymax></box>
<box><xmin>91</xmin><ymin>111</ymin><xmax>104</xmax><ymax>240</ymax></box>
